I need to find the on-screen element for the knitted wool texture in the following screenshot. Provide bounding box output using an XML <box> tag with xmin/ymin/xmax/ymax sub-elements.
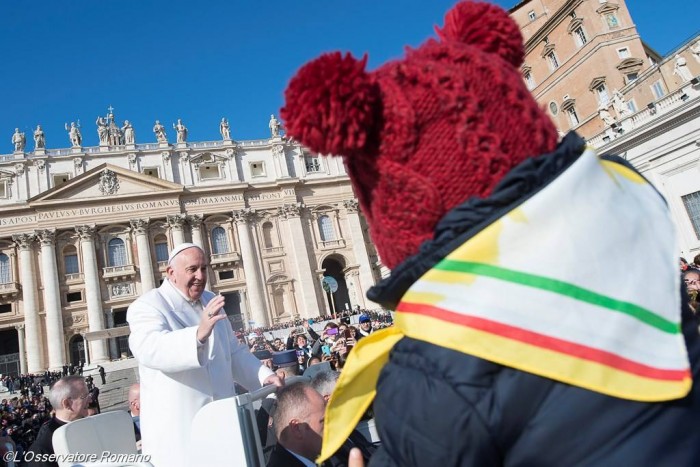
<box><xmin>282</xmin><ymin>1</ymin><xmax>559</xmax><ymax>269</ymax></box>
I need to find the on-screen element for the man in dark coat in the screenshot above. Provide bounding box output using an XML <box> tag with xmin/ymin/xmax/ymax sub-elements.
<box><xmin>97</xmin><ymin>365</ymin><xmax>106</xmax><ymax>385</ymax></box>
<box><xmin>25</xmin><ymin>376</ymin><xmax>89</xmax><ymax>467</ymax></box>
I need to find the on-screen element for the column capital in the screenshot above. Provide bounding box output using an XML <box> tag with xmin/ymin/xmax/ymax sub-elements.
<box><xmin>232</xmin><ymin>208</ymin><xmax>257</xmax><ymax>224</ymax></box>
<box><xmin>130</xmin><ymin>218</ymin><xmax>150</xmax><ymax>234</ymax></box>
<box><xmin>343</xmin><ymin>198</ymin><xmax>359</xmax><ymax>213</ymax></box>
<box><xmin>188</xmin><ymin>214</ymin><xmax>203</xmax><ymax>228</ymax></box>
<box><xmin>35</xmin><ymin>229</ymin><xmax>56</xmax><ymax>246</ymax></box>
<box><xmin>14</xmin><ymin>323</ymin><xmax>25</xmax><ymax>331</ymax></box>
<box><xmin>277</xmin><ymin>202</ymin><xmax>305</xmax><ymax>219</ymax></box>
<box><xmin>12</xmin><ymin>233</ymin><xmax>36</xmax><ymax>250</ymax></box>
<box><xmin>166</xmin><ymin>214</ymin><xmax>187</xmax><ymax>230</ymax></box>
<box><xmin>75</xmin><ymin>225</ymin><xmax>96</xmax><ymax>240</ymax></box>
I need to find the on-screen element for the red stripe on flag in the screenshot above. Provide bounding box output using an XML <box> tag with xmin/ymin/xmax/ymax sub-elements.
<box><xmin>398</xmin><ymin>301</ymin><xmax>689</xmax><ymax>382</ymax></box>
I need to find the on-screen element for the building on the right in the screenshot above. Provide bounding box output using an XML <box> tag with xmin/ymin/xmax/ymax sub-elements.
<box><xmin>511</xmin><ymin>0</ymin><xmax>700</xmax><ymax>259</ymax></box>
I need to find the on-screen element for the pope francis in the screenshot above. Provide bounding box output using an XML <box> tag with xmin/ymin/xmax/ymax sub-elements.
<box><xmin>127</xmin><ymin>243</ymin><xmax>283</xmax><ymax>466</ymax></box>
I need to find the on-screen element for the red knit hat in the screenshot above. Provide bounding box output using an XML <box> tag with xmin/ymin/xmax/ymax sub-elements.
<box><xmin>282</xmin><ymin>1</ymin><xmax>558</xmax><ymax>269</ymax></box>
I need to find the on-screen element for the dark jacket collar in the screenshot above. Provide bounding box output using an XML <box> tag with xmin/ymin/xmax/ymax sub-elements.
<box><xmin>368</xmin><ymin>132</ymin><xmax>586</xmax><ymax>310</ymax></box>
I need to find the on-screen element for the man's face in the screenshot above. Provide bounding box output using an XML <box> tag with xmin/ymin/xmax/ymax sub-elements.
<box><xmin>685</xmin><ymin>272</ymin><xmax>700</xmax><ymax>292</ymax></box>
<box><xmin>300</xmin><ymin>388</ymin><xmax>325</xmax><ymax>459</ymax></box>
<box><xmin>67</xmin><ymin>382</ymin><xmax>90</xmax><ymax>420</ymax></box>
<box><xmin>360</xmin><ymin>321</ymin><xmax>371</xmax><ymax>331</ymax></box>
<box><xmin>167</xmin><ymin>247</ymin><xmax>207</xmax><ymax>300</ymax></box>
<box><xmin>296</xmin><ymin>335</ymin><xmax>307</xmax><ymax>347</ymax></box>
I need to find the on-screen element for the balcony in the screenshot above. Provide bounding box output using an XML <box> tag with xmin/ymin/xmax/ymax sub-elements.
<box><xmin>211</xmin><ymin>251</ymin><xmax>241</xmax><ymax>268</ymax></box>
<box><xmin>102</xmin><ymin>264</ymin><xmax>137</xmax><ymax>281</ymax></box>
<box><xmin>319</xmin><ymin>239</ymin><xmax>346</xmax><ymax>250</ymax></box>
<box><xmin>0</xmin><ymin>281</ymin><xmax>19</xmax><ymax>298</ymax></box>
<box><xmin>261</xmin><ymin>247</ymin><xmax>285</xmax><ymax>258</ymax></box>
<box><xmin>64</xmin><ymin>273</ymin><xmax>84</xmax><ymax>284</ymax></box>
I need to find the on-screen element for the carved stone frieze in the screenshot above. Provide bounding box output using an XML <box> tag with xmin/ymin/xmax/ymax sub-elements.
<box><xmin>35</xmin><ymin>159</ymin><xmax>46</xmax><ymax>172</ymax></box>
<box><xmin>188</xmin><ymin>214</ymin><xmax>203</xmax><ymax>228</ymax></box>
<box><xmin>12</xmin><ymin>233</ymin><xmax>35</xmax><ymax>250</ymax></box>
<box><xmin>343</xmin><ymin>199</ymin><xmax>359</xmax><ymax>213</ymax></box>
<box><xmin>130</xmin><ymin>218</ymin><xmax>150</xmax><ymax>234</ymax></box>
<box><xmin>278</xmin><ymin>202</ymin><xmax>304</xmax><ymax>219</ymax></box>
<box><xmin>110</xmin><ymin>282</ymin><xmax>133</xmax><ymax>297</ymax></box>
<box><xmin>35</xmin><ymin>229</ymin><xmax>56</xmax><ymax>246</ymax></box>
<box><xmin>166</xmin><ymin>214</ymin><xmax>187</xmax><ymax>229</ymax></box>
<box><xmin>232</xmin><ymin>208</ymin><xmax>257</xmax><ymax>224</ymax></box>
<box><xmin>75</xmin><ymin>225</ymin><xmax>96</xmax><ymax>240</ymax></box>
<box><xmin>98</xmin><ymin>169</ymin><xmax>120</xmax><ymax>196</ymax></box>
<box><xmin>14</xmin><ymin>163</ymin><xmax>25</xmax><ymax>176</ymax></box>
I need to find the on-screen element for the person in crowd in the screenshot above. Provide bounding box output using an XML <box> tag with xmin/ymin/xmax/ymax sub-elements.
<box><xmin>311</xmin><ymin>370</ymin><xmax>377</xmax><ymax>466</ymax></box>
<box><xmin>127</xmin><ymin>243</ymin><xmax>283</xmax><ymax>467</ymax></box>
<box><xmin>282</xmin><ymin>1</ymin><xmax>700</xmax><ymax>465</ymax></box>
<box><xmin>25</xmin><ymin>376</ymin><xmax>89</xmax><ymax>467</ymax></box>
<box><xmin>681</xmin><ymin>257</ymin><xmax>691</xmax><ymax>272</ymax></box>
<box><xmin>88</xmin><ymin>384</ymin><xmax>100</xmax><ymax>414</ymax></box>
<box><xmin>355</xmin><ymin>315</ymin><xmax>373</xmax><ymax>340</ymax></box>
<box><xmin>97</xmin><ymin>365</ymin><xmax>106</xmax><ymax>385</ymax></box>
<box><xmin>274</xmin><ymin>350</ymin><xmax>301</xmax><ymax>380</ymax></box>
<box><xmin>683</xmin><ymin>268</ymin><xmax>700</xmax><ymax>313</ymax></box>
<box><xmin>127</xmin><ymin>383</ymin><xmax>141</xmax><ymax>445</ymax></box>
<box><xmin>267</xmin><ymin>382</ymin><xmax>325</xmax><ymax>467</ymax></box>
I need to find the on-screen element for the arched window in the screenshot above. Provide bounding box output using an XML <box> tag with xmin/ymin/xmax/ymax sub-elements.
<box><xmin>318</xmin><ymin>215</ymin><xmax>336</xmax><ymax>242</ymax></box>
<box><xmin>262</xmin><ymin>222</ymin><xmax>274</xmax><ymax>249</ymax></box>
<box><xmin>0</xmin><ymin>253</ymin><xmax>10</xmax><ymax>283</ymax></box>
<box><xmin>154</xmin><ymin>235</ymin><xmax>169</xmax><ymax>263</ymax></box>
<box><xmin>211</xmin><ymin>227</ymin><xmax>229</xmax><ymax>254</ymax></box>
<box><xmin>63</xmin><ymin>246</ymin><xmax>79</xmax><ymax>274</ymax></box>
<box><xmin>108</xmin><ymin>238</ymin><xmax>127</xmax><ymax>267</ymax></box>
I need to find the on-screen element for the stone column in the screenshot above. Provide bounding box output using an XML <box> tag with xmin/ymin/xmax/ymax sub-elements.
<box><xmin>12</xmin><ymin>233</ymin><xmax>44</xmax><ymax>373</ymax></box>
<box><xmin>167</xmin><ymin>214</ymin><xmax>187</xmax><ymax>246</ymax></box>
<box><xmin>81</xmin><ymin>332</ymin><xmax>90</xmax><ymax>366</ymax></box>
<box><xmin>105</xmin><ymin>310</ymin><xmax>119</xmax><ymax>359</ymax></box>
<box><xmin>272</xmin><ymin>144</ymin><xmax>290</xmax><ymax>178</ymax></box>
<box><xmin>15</xmin><ymin>324</ymin><xmax>27</xmax><ymax>375</ymax></box>
<box><xmin>343</xmin><ymin>199</ymin><xmax>375</xmax><ymax>306</ymax></box>
<box><xmin>75</xmin><ymin>225</ymin><xmax>109</xmax><ymax>363</ymax></box>
<box><xmin>188</xmin><ymin>214</ymin><xmax>204</xmax><ymax>249</ymax></box>
<box><xmin>130</xmin><ymin>219</ymin><xmax>157</xmax><ymax>293</ymax></box>
<box><xmin>279</xmin><ymin>203</ymin><xmax>322</xmax><ymax>318</ymax></box>
<box><xmin>36</xmin><ymin>229</ymin><xmax>67</xmax><ymax>370</ymax></box>
<box><xmin>232</xmin><ymin>209</ymin><xmax>268</xmax><ymax>327</ymax></box>
<box><xmin>239</xmin><ymin>289</ymin><xmax>250</xmax><ymax>326</ymax></box>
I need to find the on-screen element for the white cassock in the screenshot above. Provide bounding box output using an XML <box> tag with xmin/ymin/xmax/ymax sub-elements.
<box><xmin>127</xmin><ymin>279</ymin><xmax>273</xmax><ymax>467</ymax></box>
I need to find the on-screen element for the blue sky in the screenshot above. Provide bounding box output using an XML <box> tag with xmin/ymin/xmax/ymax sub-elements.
<box><xmin>0</xmin><ymin>0</ymin><xmax>696</xmax><ymax>150</ymax></box>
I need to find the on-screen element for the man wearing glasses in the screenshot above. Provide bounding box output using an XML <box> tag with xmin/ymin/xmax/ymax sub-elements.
<box><xmin>25</xmin><ymin>376</ymin><xmax>89</xmax><ymax>467</ymax></box>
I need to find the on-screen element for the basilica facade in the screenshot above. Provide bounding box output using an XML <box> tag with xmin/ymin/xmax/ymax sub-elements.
<box><xmin>0</xmin><ymin>114</ymin><xmax>381</xmax><ymax>375</ymax></box>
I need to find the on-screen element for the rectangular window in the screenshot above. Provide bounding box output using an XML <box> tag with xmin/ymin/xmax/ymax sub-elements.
<box><xmin>626</xmin><ymin>72</ymin><xmax>638</xmax><ymax>84</ymax></box>
<box><xmin>596</xmin><ymin>83</ymin><xmax>609</xmax><ymax>105</ymax></box>
<box><xmin>573</xmin><ymin>27</ymin><xmax>587</xmax><ymax>47</ymax></box>
<box><xmin>143</xmin><ymin>168</ymin><xmax>160</xmax><ymax>178</ymax></box>
<box><xmin>528</xmin><ymin>10</ymin><xmax>536</xmax><ymax>21</ymax></box>
<box><xmin>250</xmin><ymin>162</ymin><xmax>265</xmax><ymax>177</ymax></box>
<box><xmin>0</xmin><ymin>303</ymin><xmax>11</xmax><ymax>313</ymax></box>
<box><xmin>305</xmin><ymin>155</ymin><xmax>322</xmax><ymax>173</ymax></box>
<box><xmin>683</xmin><ymin>191</ymin><xmax>700</xmax><ymax>239</ymax></box>
<box><xmin>0</xmin><ymin>181</ymin><xmax>7</xmax><ymax>199</ymax></box>
<box><xmin>218</xmin><ymin>270</ymin><xmax>235</xmax><ymax>281</ymax></box>
<box><xmin>64</xmin><ymin>255</ymin><xmax>79</xmax><ymax>274</ymax></box>
<box><xmin>524</xmin><ymin>72</ymin><xmax>535</xmax><ymax>90</ymax></box>
<box><xmin>53</xmin><ymin>174</ymin><xmax>70</xmax><ymax>188</ymax></box>
<box><xmin>617</xmin><ymin>47</ymin><xmax>630</xmax><ymax>59</ymax></box>
<box><xmin>154</xmin><ymin>243</ymin><xmax>169</xmax><ymax>263</ymax></box>
<box><xmin>547</xmin><ymin>52</ymin><xmax>559</xmax><ymax>70</ymax></box>
<box><xmin>626</xmin><ymin>99</ymin><xmax>638</xmax><ymax>113</ymax></box>
<box><xmin>199</xmin><ymin>164</ymin><xmax>221</xmax><ymax>180</ymax></box>
<box><xmin>66</xmin><ymin>291</ymin><xmax>82</xmax><ymax>303</ymax></box>
<box><xmin>567</xmin><ymin>108</ymin><xmax>580</xmax><ymax>127</ymax></box>
<box><xmin>651</xmin><ymin>81</ymin><xmax>665</xmax><ymax>100</ymax></box>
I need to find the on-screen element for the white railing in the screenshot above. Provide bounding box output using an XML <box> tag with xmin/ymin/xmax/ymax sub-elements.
<box><xmin>319</xmin><ymin>239</ymin><xmax>346</xmax><ymax>250</ymax></box>
<box><xmin>0</xmin><ymin>282</ymin><xmax>19</xmax><ymax>293</ymax></box>
<box><xmin>102</xmin><ymin>264</ymin><xmax>136</xmax><ymax>277</ymax></box>
<box><xmin>211</xmin><ymin>251</ymin><xmax>241</xmax><ymax>263</ymax></box>
<box><xmin>588</xmin><ymin>84</ymin><xmax>700</xmax><ymax>150</ymax></box>
<box><xmin>261</xmin><ymin>247</ymin><xmax>284</xmax><ymax>256</ymax></box>
<box><xmin>136</xmin><ymin>143</ymin><xmax>161</xmax><ymax>150</ymax></box>
<box><xmin>65</xmin><ymin>273</ymin><xmax>83</xmax><ymax>282</ymax></box>
<box><xmin>188</xmin><ymin>141</ymin><xmax>224</xmax><ymax>149</ymax></box>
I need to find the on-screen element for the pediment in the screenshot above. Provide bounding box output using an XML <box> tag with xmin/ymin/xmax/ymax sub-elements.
<box><xmin>189</xmin><ymin>151</ymin><xmax>231</xmax><ymax>166</ymax></box>
<box><xmin>29</xmin><ymin>163</ymin><xmax>184</xmax><ymax>205</ymax></box>
<box><xmin>0</xmin><ymin>169</ymin><xmax>14</xmax><ymax>179</ymax></box>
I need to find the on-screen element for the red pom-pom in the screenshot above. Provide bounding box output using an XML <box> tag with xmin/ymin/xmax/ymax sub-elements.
<box><xmin>436</xmin><ymin>1</ymin><xmax>524</xmax><ymax>67</ymax></box>
<box><xmin>281</xmin><ymin>52</ymin><xmax>381</xmax><ymax>157</ymax></box>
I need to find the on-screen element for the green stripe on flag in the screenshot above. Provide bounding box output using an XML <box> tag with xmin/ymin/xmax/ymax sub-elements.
<box><xmin>435</xmin><ymin>260</ymin><xmax>679</xmax><ymax>334</ymax></box>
